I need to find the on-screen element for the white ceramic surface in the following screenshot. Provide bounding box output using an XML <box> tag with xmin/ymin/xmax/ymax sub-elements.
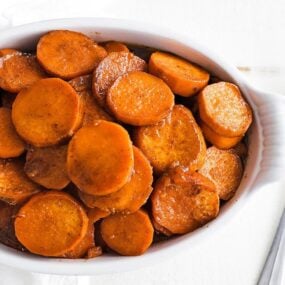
<box><xmin>0</xmin><ymin>18</ymin><xmax>284</xmax><ymax>275</ymax></box>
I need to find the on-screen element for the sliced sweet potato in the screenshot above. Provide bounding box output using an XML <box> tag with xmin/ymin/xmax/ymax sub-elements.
<box><xmin>200</xmin><ymin>121</ymin><xmax>242</xmax><ymax>149</ymax></box>
<box><xmin>14</xmin><ymin>191</ymin><xmax>89</xmax><ymax>257</ymax></box>
<box><xmin>199</xmin><ymin>146</ymin><xmax>243</xmax><ymax>200</ymax></box>
<box><xmin>1</xmin><ymin>92</ymin><xmax>17</xmax><ymax>109</ymax></box>
<box><xmin>198</xmin><ymin>82</ymin><xmax>253</xmax><ymax>137</ymax></box>
<box><xmin>69</xmin><ymin>75</ymin><xmax>113</xmax><ymax>125</ymax></box>
<box><xmin>134</xmin><ymin>105</ymin><xmax>206</xmax><ymax>173</ymax></box>
<box><xmin>24</xmin><ymin>145</ymin><xmax>70</xmax><ymax>190</ymax></box>
<box><xmin>37</xmin><ymin>30</ymin><xmax>107</xmax><ymax>79</ymax></box>
<box><xmin>101</xmin><ymin>210</ymin><xmax>153</xmax><ymax>256</ymax></box>
<box><xmin>0</xmin><ymin>50</ymin><xmax>46</xmax><ymax>93</ymax></box>
<box><xmin>104</xmin><ymin>41</ymin><xmax>129</xmax><ymax>53</ymax></box>
<box><xmin>149</xmin><ymin>51</ymin><xmax>209</xmax><ymax>97</ymax></box>
<box><xmin>151</xmin><ymin>167</ymin><xmax>219</xmax><ymax>234</ymax></box>
<box><xmin>0</xmin><ymin>108</ymin><xmax>25</xmax><ymax>158</ymax></box>
<box><xmin>152</xmin><ymin>219</ymin><xmax>173</xmax><ymax>237</ymax></box>
<box><xmin>12</xmin><ymin>78</ymin><xmax>82</xmax><ymax>147</ymax></box>
<box><xmin>88</xmin><ymin>207</ymin><xmax>110</xmax><ymax>224</ymax></box>
<box><xmin>67</xmin><ymin>121</ymin><xmax>134</xmax><ymax>196</ymax></box>
<box><xmin>93</xmin><ymin>51</ymin><xmax>146</xmax><ymax>106</ymax></box>
<box><xmin>107</xmin><ymin>71</ymin><xmax>174</xmax><ymax>126</ymax></box>
<box><xmin>0</xmin><ymin>159</ymin><xmax>41</xmax><ymax>205</ymax></box>
<box><xmin>79</xmin><ymin>146</ymin><xmax>153</xmax><ymax>213</ymax></box>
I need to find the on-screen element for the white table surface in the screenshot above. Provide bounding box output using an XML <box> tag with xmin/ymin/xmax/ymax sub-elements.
<box><xmin>0</xmin><ymin>0</ymin><xmax>284</xmax><ymax>284</ymax></box>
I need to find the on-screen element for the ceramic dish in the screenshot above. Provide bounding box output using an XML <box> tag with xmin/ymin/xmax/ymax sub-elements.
<box><xmin>0</xmin><ymin>18</ymin><xmax>284</xmax><ymax>275</ymax></box>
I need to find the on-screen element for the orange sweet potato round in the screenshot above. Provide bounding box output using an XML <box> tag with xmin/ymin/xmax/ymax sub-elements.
<box><xmin>198</xmin><ymin>82</ymin><xmax>253</xmax><ymax>137</ymax></box>
<box><xmin>149</xmin><ymin>51</ymin><xmax>209</xmax><ymax>97</ymax></box>
<box><xmin>107</xmin><ymin>71</ymin><xmax>175</xmax><ymax>126</ymax></box>
<box><xmin>93</xmin><ymin>51</ymin><xmax>146</xmax><ymax>106</ymax></box>
<box><xmin>151</xmin><ymin>167</ymin><xmax>219</xmax><ymax>234</ymax></box>
<box><xmin>104</xmin><ymin>42</ymin><xmax>129</xmax><ymax>53</ymax></box>
<box><xmin>199</xmin><ymin>146</ymin><xmax>243</xmax><ymax>200</ymax></box>
<box><xmin>0</xmin><ymin>159</ymin><xmax>41</xmax><ymax>205</ymax></box>
<box><xmin>67</xmin><ymin>121</ymin><xmax>134</xmax><ymax>196</ymax></box>
<box><xmin>101</xmin><ymin>210</ymin><xmax>153</xmax><ymax>256</ymax></box>
<box><xmin>134</xmin><ymin>105</ymin><xmax>206</xmax><ymax>173</ymax></box>
<box><xmin>0</xmin><ymin>50</ymin><xmax>46</xmax><ymax>93</ymax></box>
<box><xmin>14</xmin><ymin>191</ymin><xmax>89</xmax><ymax>257</ymax></box>
<box><xmin>12</xmin><ymin>78</ymin><xmax>82</xmax><ymax>147</ymax></box>
<box><xmin>0</xmin><ymin>108</ymin><xmax>25</xmax><ymax>158</ymax></box>
<box><xmin>24</xmin><ymin>145</ymin><xmax>70</xmax><ymax>190</ymax></box>
<box><xmin>37</xmin><ymin>30</ymin><xmax>107</xmax><ymax>79</ymax></box>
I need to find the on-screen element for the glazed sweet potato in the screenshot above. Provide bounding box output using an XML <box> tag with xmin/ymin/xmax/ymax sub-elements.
<box><xmin>12</xmin><ymin>78</ymin><xmax>82</xmax><ymax>147</ymax></box>
<box><xmin>104</xmin><ymin>41</ymin><xmax>129</xmax><ymax>53</ymax></box>
<box><xmin>0</xmin><ymin>108</ymin><xmax>25</xmax><ymax>158</ymax></box>
<box><xmin>101</xmin><ymin>210</ymin><xmax>153</xmax><ymax>256</ymax></box>
<box><xmin>88</xmin><ymin>207</ymin><xmax>110</xmax><ymax>224</ymax></box>
<box><xmin>149</xmin><ymin>51</ymin><xmax>209</xmax><ymax>97</ymax></box>
<box><xmin>200</xmin><ymin>121</ymin><xmax>242</xmax><ymax>149</ymax></box>
<box><xmin>24</xmin><ymin>145</ymin><xmax>70</xmax><ymax>190</ymax></box>
<box><xmin>199</xmin><ymin>146</ymin><xmax>243</xmax><ymax>200</ymax></box>
<box><xmin>107</xmin><ymin>71</ymin><xmax>175</xmax><ymax>126</ymax></box>
<box><xmin>37</xmin><ymin>30</ymin><xmax>107</xmax><ymax>79</ymax></box>
<box><xmin>198</xmin><ymin>82</ymin><xmax>252</xmax><ymax>137</ymax></box>
<box><xmin>79</xmin><ymin>146</ymin><xmax>153</xmax><ymax>213</ymax></box>
<box><xmin>0</xmin><ymin>159</ymin><xmax>41</xmax><ymax>205</ymax></box>
<box><xmin>151</xmin><ymin>167</ymin><xmax>219</xmax><ymax>234</ymax></box>
<box><xmin>67</xmin><ymin>121</ymin><xmax>134</xmax><ymax>196</ymax></box>
<box><xmin>0</xmin><ymin>49</ymin><xmax>46</xmax><ymax>93</ymax></box>
<box><xmin>134</xmin><ymin>105</ymin><xmax>206</xmax><ymax>173</ymax></box>
<box><xmin>14</xmin><ymin>191</ymin><xmax>89</xmax><ymax>257</ymax></box>
<box><xmin>93</xmin><ymin>51</ymin><xmax>146</xmax><ymax>106</ymax></box>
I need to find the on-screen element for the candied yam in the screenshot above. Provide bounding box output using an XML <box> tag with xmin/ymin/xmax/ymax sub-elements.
<box><xmin>14</xmin><ymin>191</ymin><xmax>89</xmax><ymax>257</ymax></box>
<box><xmin>200</xmin><ymin>121</ymin><xmax>242</xmax><ymax>149</ymax></box>
<box><xmin>79</xmin><ymin>146</ymin><xmax>153</xmax><ymax>213</ymax></box>
<box><xmin>24</xmin><ymin>145</ymin><xmax>70</xmax><ymax>190</ymax></box>
<box><xmin>37</xmin><ymin>30</ymin><xmax>107</xmax><ymax>79</ymax></box>
<box><xmin>198</xmin><ymin>82</ymin><xmax>253</xmax><ymax>137</ymax></box>
<box><xmin>86</xmin><ymin>246</ymin><xmax>102</xmax><ymax>258</ymax></box>
<box><xmin>134</xmin><ymin>105</ymin><xmax>206</xmax><ymax>173</ymax></box>
<box><xmin>0</xmin><ymin>159</ymin><xmax>40</xmax><ymax>205</ymax></box>
<box><xmin>12</xmin><ymin>78</ymin><xmax>82</xmax><ymax>147</ymax></box>
<box><xmin>88</xmin><ymin>207</ymin><xmax>110</xmax><ymax>224</ymax></box>
<box><xmin>149</xmin><ymin>51</ymin><xmax>209</xmax><ymax>97</ymax></box>
<box><xmin>107</xmin><ymin>71</ymin><xmax>174</xmax><ymax>126</ymax></box>
<box><xmin>199</xmin><ymin>146</ymin><xmax>243</xmax><ymax>200</ymax></box>
<box><xmin>67</xmin><ymin>121</ymin><xmax>133</xmax><ymax>196</ymax></box>
<box><xmin>0</xmin><ymin>51</ymin><xmax>46</xmax><ymax>93</ymax></box>
<box><xmin>151</xmin><ymin>167</ymin><xmax>219</xmax><ymax>234</ymax></box>
<box><xmin>69</xmin><ymin>75</ymin><xmax>113</xmax><ymax>125</ymax></box>
<box><xmin>101</xmin><ymin>210</ymin><xmax>153</xmax><ymax>256</ymax></box>
<box><xmin>93</xmin><ymin>51</ymin><xmax>146</xmax><ymax>106</ymax></box>
<box><xmin>152</xmin><ymin>219</ymin><xmax>173</xmax><ymax>237</ymax></box>
<box><xmin>0</xmin><ymin>49</ymin><xmax>18</xmax><ymax>57</ymax></box>
<box><xmin>0</xmin><ymin>108</ymin><xmax>25</xmax><ymax>158</ymax></box>
<box><xmin>104</xmin><ymin>42</ymin><xmax>129</xmax><ymax>53</ymax></box>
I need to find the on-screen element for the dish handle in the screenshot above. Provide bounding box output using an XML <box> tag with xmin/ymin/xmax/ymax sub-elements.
<box><xmin>250</xmin><ymin>87</ymin><xmax>285</xmax><ymax>189</ymax></box>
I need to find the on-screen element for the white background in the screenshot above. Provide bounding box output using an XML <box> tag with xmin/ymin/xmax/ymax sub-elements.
<box><xmin>0</xmin><ymin>0</ymin><xmax>284</xmax><ymax>284</ymax></box>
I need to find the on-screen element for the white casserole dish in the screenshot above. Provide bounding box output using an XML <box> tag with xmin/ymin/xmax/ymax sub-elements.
<box><xmin>0</xmin><ymin>18</ymin><xmax>284</xmax><ymax>275</ymax></box>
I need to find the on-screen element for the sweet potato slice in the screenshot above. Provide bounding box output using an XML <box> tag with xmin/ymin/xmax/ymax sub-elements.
<box><xmin>151</xmin><ymin>167</ymin><xmax>219</xmax><ymax>234</ymax></box>
<box><xmin>93</xmin><ymin>51</ymin><xmax>146</xmax><ymax>106</ymax></box>
<box><xmin>67</xmin><ymin>121</ymin><xmax>133</xmax><ymax>196</ymax></box>
<box><xmin>1</xmin><ymin>92</ymin><xmax>17</xmax><ymax>109</ymax></box>
<box><xmin>0</xmin><ymin>50</ymin><xmax>46</xmax><ymax>93</ymax></box>
<box><xmin>152</xmin><ymin>219</ymin><xmax>173</xmax><ymax>237</ymax></box>
<box><xmin>200</xmin><ymin>121</ymin><xmax>242</xmax><ymax>149</ymax></box>
<box><xmin>88</xmin><ymin>207</ymin><xmax>110</xmax><ymax>224</ymax></box>
<box><xmin>37</xmin><ymin>30</ymin><xmax>107</xmax><ymax>79</ymax></box>
<box><xmin>69</xmin><ymin>75</ymin><xmax>113</xmax><ymax>125</ymax></box>
<box><xmin>12</xmin><ymin>78</ymin><xmax>82</xmax><ymax>147</ymax></box>
<box><xmin>0</xmin><ymin>159</ymin><xmax>40</xmax><ymax>205</ymax></box>
<box><xmin>14</xmin><ymin>191</ymin><xmax>89</xmax><ymax>257</ymax></box>
<box><xmin>104</xmin><ymin>41</ymin><xmax>129</xmax><ymax>53</ymax></box>
<box><xmin>198</xmin><ymin>82</ymin><xmax>253</xmax><ymax>137</ymax></box>
<box><xmin>199</xmin><ymin>146</ymin><xmax>243</xmax><ymax>200</ymax></box>
<box><xmin>0</xmin><ymin>108</ymin><xmax>25</xmax><ymax>158</ymax></box>
<box><xmin>79</xmin><ymin>146</ymin><xmax>153</xmax><ymax>213</ymax></box>
<box><xmin>24</xmin><ymin>145</ymin><xmax>70</xmax><ymax>190</ymax></box>
<box><xmin>134</xmin><ymin>105</ymin><xmax>206</xmax><ymax>173</ymax></box>
<box><xmin>149</xmin><ymin>51</ymin><xmax>209</xmax><ymax>97</ymax></box>
<box><xmin>101</xmin><ymin>210</ymin><xmax>153</xmax><ymax>256</ymax></box>
<box><xmin>107</xmin><ymin>71</ymin><xmax>174</xmax><ymax>126</ymax></box>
